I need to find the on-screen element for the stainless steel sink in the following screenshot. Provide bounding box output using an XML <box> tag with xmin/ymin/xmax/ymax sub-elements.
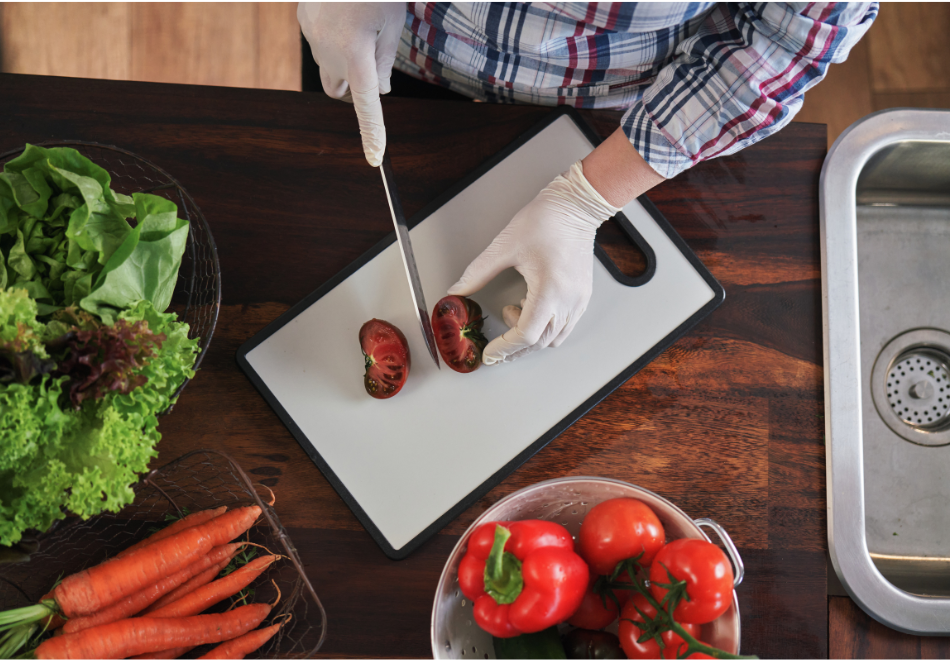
<box><xmin>822</xmin><ymin>109</ymin><xmax>950</xmax><ymax>633</ymax></box>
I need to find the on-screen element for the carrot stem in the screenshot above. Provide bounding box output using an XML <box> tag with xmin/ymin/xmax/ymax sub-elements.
<box><xmin>0</xmin><ymin>602</ymin><xmax>56</xmax><ymax>634</ymax></box>
<box><xmin>0</xmin><ymin>622</ymin><xmax>37</xmax><ymax>659</ymax></box>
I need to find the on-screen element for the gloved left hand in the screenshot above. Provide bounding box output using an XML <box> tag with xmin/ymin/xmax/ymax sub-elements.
<box><xmin>448</xmin><ymin>160</ymin><xmax>622</xmax><ymax>365</ymax></box>
<box><xmin>298</xmin><ymin>2</ymin><xmax>405</xmax><ymax>167</ymax></box>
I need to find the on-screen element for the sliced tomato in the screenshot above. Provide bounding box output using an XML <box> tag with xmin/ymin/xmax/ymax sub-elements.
<box><xmin>359</xmin><ymin>319</ymin><xmax>410</xmax><ymax>399</ymax></box>
<box><xmin>432</xmin><ymin>295</ymin><xmax>487</xmax><ymax>373</ymax></box>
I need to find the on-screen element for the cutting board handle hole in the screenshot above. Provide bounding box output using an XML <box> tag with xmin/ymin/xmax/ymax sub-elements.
<box><xmin>595</xmin><ymin>211</ymin><xmax>656</xmax><ymax>287</ymax></box>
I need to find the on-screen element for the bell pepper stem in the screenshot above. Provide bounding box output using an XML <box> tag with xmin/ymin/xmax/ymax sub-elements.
<box><xmin>483</xmin><ymin>524</ymin><xmax>524</xmax><ymax>605</ymax></box>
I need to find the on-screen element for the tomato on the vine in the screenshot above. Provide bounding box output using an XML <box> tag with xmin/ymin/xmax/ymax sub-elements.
<box><xmin>359</xmin><ymin>319</ymin><xmax>410</xmax><ymax>398</ymax></box>
<box><xmin>567</xmin><ymin>569</ymin><xmax>633</xmax><ymax>629</ymax></box>
<box><xmin>649</xmin><ymin>539</ymin><xmax>733</xmax><ymax>625</ymax></box>
<box><xmin>664</xmin><ymin>642</ymin><xmax>714</xmax><ymax>659</ymax></box>
<box><xmin>432</xmin><ymin>295</ymin><xmax>487</xmax><ymax>373</ymax></box>
<box><xmin>617</xmin><ymin>593</ymin><xmax>700</xmax><ymax>660</ymax></box>
<box><xmin>578</xmin><ymin>498</ymin><xmax>665</xmax><ymax>575</ymax></box>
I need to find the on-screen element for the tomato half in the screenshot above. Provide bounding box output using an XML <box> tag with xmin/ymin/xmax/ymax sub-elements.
<box><xmin>649</xmin><ymin>539</ymin><xmax>733</xmax><ymax>625</ymax></box>
<box><xmin>359</xmin><ymin>319</ymin><xmax>411</xmax><ymax>399</ymax></box>
<box><xmin>432</xmin><ymin>295</ymin><xmax>487</xmax><ymax>373</ymax></box>
<box><xmin>618</xmin><ymin>593</ymin><xmax>700</xmax><ymax>660</ymax></box>
<box><xmin>578</xmin><ymin>498</ymin><xmax>666</xmax><ymax>575</ymax></box>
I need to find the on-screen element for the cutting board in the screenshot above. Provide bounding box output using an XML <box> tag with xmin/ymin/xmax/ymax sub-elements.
<box><xmin>237</xmin><ymin>108</ymin><xmax>724</xmax><ymax>559</ymax></box>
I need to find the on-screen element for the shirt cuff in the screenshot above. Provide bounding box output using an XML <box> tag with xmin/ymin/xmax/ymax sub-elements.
<box><xmin>620</xmin><ymin>101</ymin><xmax>694</xmax><ymax>180</ymax></box>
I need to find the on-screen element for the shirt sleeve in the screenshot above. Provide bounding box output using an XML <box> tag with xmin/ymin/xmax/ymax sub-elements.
<box><xmin>621</xmin><ymin>2</ymin><xmax>878</xmax><ymax>179</ymax></box>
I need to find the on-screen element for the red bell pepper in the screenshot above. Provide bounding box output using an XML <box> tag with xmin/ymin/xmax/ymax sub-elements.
<box><xmin>458</xmin><ymin>520</ymin><xmax>588</xmax><ymax>638</ymax></box>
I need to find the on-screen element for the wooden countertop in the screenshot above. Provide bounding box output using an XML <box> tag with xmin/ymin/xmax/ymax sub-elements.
<box><xmin>1</xmin><ymin>72</ymin><xmax>831</xmax><ymax>657</ymax></box>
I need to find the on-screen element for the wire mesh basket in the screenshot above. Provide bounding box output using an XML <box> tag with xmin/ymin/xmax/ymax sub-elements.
<box><xmin>0</xmin><ymin>140</ymin><xmax>222</xmax><ymax>404</ymax></box>
<box><xmin>0</xmin><ymin>449</ymin><xmax>328</xmax><ymax>658</ymax></box>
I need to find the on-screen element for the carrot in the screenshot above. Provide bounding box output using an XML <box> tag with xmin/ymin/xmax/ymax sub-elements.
<box><xmin>197</xmin><ymin>622</ymin><xmax>282</xmax><ymax>659</ymax></box>
<box><xmin>61</xmin><ymin>544</ymin><xmax>242</xmax><ymax>635</ymax></box>
<box><xmin>34</xmin><ymin>603</ymin><xmax>272</xmax><ymax>660</ymax></box>
<box><xmin>52</xmin><ymin>506</ymin><xmax>261</xmax><ymax>618</ymax></box>
<box><xmin>35</xmin><ymin>510</ymin><xmax>227</xmax><ymax>632</ymax></box>
<box><xmin>129</xmin><ymin>645</ymin><xmax>194</xmax><ymax>659</ymax></box>
<box><xmin>145</xmin><ymin>555</ymin><xmax>278</xmax><ymax>619</ymax></box>
<box><xmin>116</xmin><ymin>507</ymin><xmax>228</xmax><ymax>559</ymax></box>
<box><xmin>140</xmin><ymin>557</ymin><xmax>232</xmax><ymax>616</ymax></box>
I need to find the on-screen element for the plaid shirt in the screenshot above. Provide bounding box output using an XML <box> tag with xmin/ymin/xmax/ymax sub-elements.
<box><xmin>393</xmin><ymin>3</ymin><xmax>878</xmax><ymax>178</ymax></box>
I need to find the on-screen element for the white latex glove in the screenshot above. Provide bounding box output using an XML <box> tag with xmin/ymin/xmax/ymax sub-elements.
<box><xmin>448</xmin><ymin>160</ymin><xmax>622</xmax><ymax>365</ymax></box>
<box><xmin>298</xmin><ymin>2</ymin><xmax>405</xmax><ymax>167</ymax></box>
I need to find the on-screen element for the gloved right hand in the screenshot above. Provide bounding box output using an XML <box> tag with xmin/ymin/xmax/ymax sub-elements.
<box><xmin>298</xmin><ymin>2</ymin><xmax>405</xmax><ymax>167</ymax></box>
<box><xmin>448</xmin><ymin>161</ymin><xmax>623</xmax><ymax>365</ymax></box>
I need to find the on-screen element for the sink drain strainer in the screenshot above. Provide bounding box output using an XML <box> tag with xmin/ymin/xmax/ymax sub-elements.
<box><xmin>872</xmin><ymin>329</ymin><xmax>950</xmax><ymax>446</ymax></box>
<box><xmin>885</xmin><ymin>349</ymin><xmax>950</xmax><ymax>427</ymax></box>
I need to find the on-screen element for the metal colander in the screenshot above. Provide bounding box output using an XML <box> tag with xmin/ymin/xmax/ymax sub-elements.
<box><xmin>431</xmin><ymin>477</ymin><xmax>744</xmax><ymax>659</ymax></box>
<box><xmin>0</xmin><ymin>140</ymin><xmax>222</xmax><ymax>405</ymax></box>
<box><xmin>0</xmin><ymin>450</ymin><xmax>328</xmax><ymax>658</ymax></box>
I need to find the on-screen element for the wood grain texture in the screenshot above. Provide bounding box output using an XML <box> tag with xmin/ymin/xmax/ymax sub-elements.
<box><xmin>873</xmin><ymin>91</ymin><xmax>950</xmax><ymax>112</ymax></box>
<box><xmin>794</xmin><ymin>38</ymin><xmax>873</xmax><ymax>149</ymax></box>
<box><xmin>0</xmin><ymin>73</ymin><xmax>829</xmax><ymax>656</ymax></box>
<box><xmin>830</xmin><ymin>596</ymin><xmax>950</xmax><ymax>658</ymax></box>
<box><xmin>0</xmin><ymin>3</ymin><xmax>130</xmax><ymax>80</ymax></box>
<box><xmin>866</xmin><ymin>2</ymin><xmax>950</xmax><ymax>93</ymax></box>
<box><xmin>257</xmin><ymin>3</ymin><xmax>301</xmax><ymax>91</ymax></box>
<box><xmin>0</xmin><ymin>3</ymin><xmax>301</xmax><ymax>91</ymax></box>
<box><xmin>130</xmin><ymin>3</ymin><xmax>257</xmax><ymax>87</ymax></box>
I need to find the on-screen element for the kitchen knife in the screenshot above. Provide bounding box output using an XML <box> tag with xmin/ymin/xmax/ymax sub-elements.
<box><xmin>379</xmin><ymin>152</ymin><xmax>441</xmax><ymax>369</ymax></box>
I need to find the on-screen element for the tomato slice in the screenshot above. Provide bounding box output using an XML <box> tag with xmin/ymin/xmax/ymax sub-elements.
<box><xmin>359</xmin><ymin>319</ymin><xmax>411</xmax><ymax>399</ymax></box>
<box><xmin>431</xmin><ymin>295</ymin><xmax>487</xmax><ymax>373</ymax></box>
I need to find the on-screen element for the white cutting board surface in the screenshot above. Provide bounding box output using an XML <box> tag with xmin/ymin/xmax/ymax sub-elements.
<box><xmin>244</xmin><ymin>114</ymin><xmax>717</xmax><ymax>554</ymax></box>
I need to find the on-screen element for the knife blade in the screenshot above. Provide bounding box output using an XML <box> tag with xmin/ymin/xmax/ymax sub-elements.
<box><xmin>379</xmin><ymin>152</ymin><xmax>441</xmax><ymax>369</ymax></box>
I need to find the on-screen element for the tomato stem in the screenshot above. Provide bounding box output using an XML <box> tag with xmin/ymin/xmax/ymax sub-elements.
<box><xmin>483</xmin><ymin>525</ymin><xmax>523</xmax><ymax>606</ymax></box>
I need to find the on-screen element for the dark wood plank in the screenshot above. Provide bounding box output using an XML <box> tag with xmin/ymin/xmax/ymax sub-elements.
<box><xmin>829</xmin><ymin>596</ymin><xmax>950</xmax><ymax>659</ymax></box>
<box><xmin>739</xmin><ymin>550</ymin><xmax>826</xmax><ymax>658</ymax></box>
<box><xmin>0</xmin><ymin>72</ymin><xmax>831</xmax><ymax>656</ymax></box>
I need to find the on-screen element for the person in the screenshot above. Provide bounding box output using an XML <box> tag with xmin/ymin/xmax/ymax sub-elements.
<box><xmin>298</xmin><ymin>2</ymin><xmax>877</xmax><ymax>365</ymax></box>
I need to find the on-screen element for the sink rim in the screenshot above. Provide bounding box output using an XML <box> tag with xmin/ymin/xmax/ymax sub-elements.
<box><xmin>821</xmin><ymin>107</ymin><xmax>950</xmax><ymax>634</ymax></box>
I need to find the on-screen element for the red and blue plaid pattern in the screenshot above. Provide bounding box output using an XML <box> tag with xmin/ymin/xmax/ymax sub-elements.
<box><xmin>393</xmin><ymin>3</ymin><xmax>877</xmax><ymax>178</ymax></box>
